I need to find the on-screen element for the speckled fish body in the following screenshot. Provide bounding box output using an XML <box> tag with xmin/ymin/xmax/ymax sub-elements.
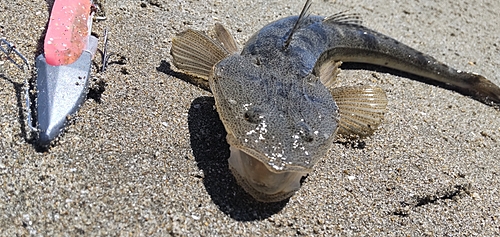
<box><xmin>209</xmin><ymin>16</ymin><xmax>342</xmax><ymax>202</ymax></box>
<box><xmin>210</xmin><ymin>14</ymin><xmax>500</xmax><ymax>201</ymax></box>
<box><xmin>238</xmin><ymin>15</ymin><xmax>500</xmax><ymax>104</ymax></box>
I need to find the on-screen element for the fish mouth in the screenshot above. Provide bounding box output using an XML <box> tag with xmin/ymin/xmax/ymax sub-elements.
<box><xmin>228</xmin><ymin>146</ymin><xmax>307</xmax><ymax>203</ymax></box>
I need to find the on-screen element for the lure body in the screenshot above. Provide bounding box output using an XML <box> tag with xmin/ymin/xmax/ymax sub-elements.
<box><xmin>35</xmin><ymin>0</ymin><xmax>97</xmax><ymax>146</ymax></box>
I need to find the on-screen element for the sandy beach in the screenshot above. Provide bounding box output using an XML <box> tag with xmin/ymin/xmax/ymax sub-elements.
<box><xmin>1</xmin><ymin>0</ymin><xmax>499</xmax><ymax>235</ymax></box>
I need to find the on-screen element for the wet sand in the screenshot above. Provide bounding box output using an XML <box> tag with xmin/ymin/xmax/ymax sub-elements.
<box><xmin>1</xmin><ymin>0</ymin><xmax>499</xmax><ymax>235</ymax></box>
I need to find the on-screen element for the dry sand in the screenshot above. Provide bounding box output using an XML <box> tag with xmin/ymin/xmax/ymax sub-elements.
<box><xmin>1</xmin><ymin>0</ymin><xmax>499</xmax><ymax>235</ymax></box>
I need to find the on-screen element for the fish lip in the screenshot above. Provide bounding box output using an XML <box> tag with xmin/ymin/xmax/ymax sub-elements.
<box><xmin>228</xmin><ymin>145</ymin><xmax>308</xmax><ymax>202</ymax></box>
<box><xmin>228</xmin><ymin>163</ymin><xmax>298</xmax><ymax>203</ymax></box>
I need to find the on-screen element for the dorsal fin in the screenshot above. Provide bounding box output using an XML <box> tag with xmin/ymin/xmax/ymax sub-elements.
<box><xmin>323</xmin><ymin>11</ymin><xmax>363</xmax><ymax>26</ymax></box>
<box><xmin>212</xmin><ymin>23</ymin><xmax>239</xmax><ymax>54</ymax></box>
<box><xmin>284</xmin><ymin>0</ymin><xmax>312</xmax><ymax>49</ymax></box>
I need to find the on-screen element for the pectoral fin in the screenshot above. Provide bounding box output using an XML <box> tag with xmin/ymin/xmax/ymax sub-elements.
<box><xmin>171</xmin><ymin>29</ymin><xmax>230</xmax><ymax>80</ymax></box>
<box><xmin>331</xmin><ymin>86</ymin><xmax>388</xmax><ymax>138</ymax></box>
<box><xmin>317</xmin><ymin>60</ymin><xmax>342</xmax><ymax>87</ymax></box>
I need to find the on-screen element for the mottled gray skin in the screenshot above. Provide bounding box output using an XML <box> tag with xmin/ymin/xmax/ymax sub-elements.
<box><xmin>242</xmin><ymin>15</ymin><xmax>500</xmax><ymax>103</ymax></box>
<box><xmin>208</xmin><ymin>14</ymin><xmax>499</xmax><ymax>202</ymax></box>
<box><xmin>211</xmin><ymin>16</ymin><xmax>343</xmax><ymax>173</ymax></box>
<box><xmin>242</xmin><ymin>16</ymin><xmax>331</xmax><ymax>79</ymax></box>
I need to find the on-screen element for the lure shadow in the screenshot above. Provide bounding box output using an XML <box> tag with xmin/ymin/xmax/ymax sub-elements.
<box><xmin>187</xmin><ymin>96</ymin><xmax>288</xmax><ymax>221</ymax></box>
<box><xmin>87</xmin><ymin>78</ymin><xmax>107</xmax><ymax>104</ymax></box>
<box><xmin>0</xmin><ymin>73</ymin><xmax>28</xmax><ymax>139</ymax></box>
<box><xmin>0</xmin><ymin>73</ymin><xmax>46</xmax><ymax>151</ymax></box>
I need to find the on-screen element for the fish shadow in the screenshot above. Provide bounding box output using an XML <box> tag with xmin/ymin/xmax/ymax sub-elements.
<box><xmin>187</xmin><ymin>96</ymin><xmax>288</xmax><ymax>221</ymax></box>
<box><xmin>157</xmin><ymin>60</ymin><xmax>211</xmax><ymax>91</ymax></box>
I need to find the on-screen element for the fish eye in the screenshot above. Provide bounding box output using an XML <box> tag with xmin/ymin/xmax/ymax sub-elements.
<box><xmin>300</xmin><ymin>131</ymin><xmax>314</xmax><ymax>142</ymax></box>
<box><xmin>244</xmin><ymin>107</ymin><xmax>264</xmax><ymax>124</ymax></box>
<box><xmin>297</xmin><ymin>121</ymin><xmax>314</xmax><ymax>142</ymax></box>
<box><xmin>252</xmin><ymin>57</ymin><xmax>261</xmax><ymax>66</ymax></box>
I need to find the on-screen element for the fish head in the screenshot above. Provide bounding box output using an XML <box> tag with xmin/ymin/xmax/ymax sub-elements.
<box><xmin>208</xmin><ymin>54</ymin><xmax>339</xmax><ymax>202</ymax></box>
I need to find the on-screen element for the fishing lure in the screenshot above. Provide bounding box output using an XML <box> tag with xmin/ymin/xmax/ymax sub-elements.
<box><xmin>34</xmin><ymin>0</ymin><xmax>99</xmax><ymax>146</ymax></box>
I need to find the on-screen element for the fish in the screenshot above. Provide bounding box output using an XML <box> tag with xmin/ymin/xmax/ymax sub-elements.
<box><xmin>170</xmin><ymin>0</ymin><xmax>500</xmax><ymax>202</ymax></box>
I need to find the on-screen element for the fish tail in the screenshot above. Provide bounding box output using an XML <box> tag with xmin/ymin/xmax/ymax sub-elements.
<box><xmin>314</xmin><ymin>22</ymin><xmax>500</xmax><ymax>107</ymax></box>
